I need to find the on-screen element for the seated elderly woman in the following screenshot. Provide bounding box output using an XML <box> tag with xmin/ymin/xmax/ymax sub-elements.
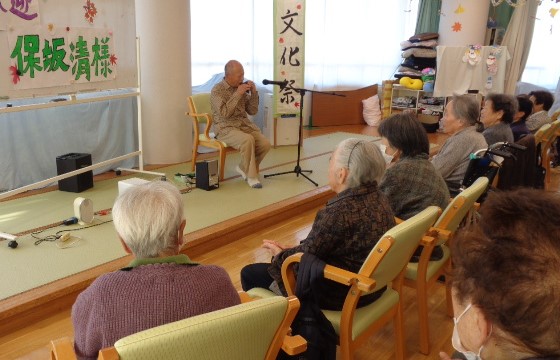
<box><xmin>480</xmin><ymin>93</ymin><xmax>516</xmax><ymax>145</ymax></box>
<box><xmin>440</xmin><ymin>189</ymin><xmax>560</xmax><ymax>360</ymax></box>
<box><xmin>526</xmin><ymin>90</ymin><xmax>555</xmax><ymax>132</ymax></box>
<box><xmin>240</xmin><ymin>138</ymin><xmax>395</xmax><ymax>310</ymax></box>
<box><xmin>72</xmin><ymin>181</ymin><xmax>240</xmax><ymax>359</ymax></box>
<box><xmin>378</xmin><ymin>113</ymin><xmax>450</xmax><ymax>262</ymax></box>
<box><xmin>510</xmin><ymin>95</ymin><xmax>533</xmax><ymax>142</ymax></box>
<box><xmin>378</xmin><ymin>113</ymin><xmax>449</xmax><ymax>220</ymax></box>
<box><xmin>431</xmin><ymin>94</ymin><xmax>488</xmax><ymax>195</ymax></box>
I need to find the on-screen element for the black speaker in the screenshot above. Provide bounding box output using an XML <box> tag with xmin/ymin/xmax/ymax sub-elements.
<box><xmin>56</xmin><ymin>153</ymin><xmax>94</xmax><ymax>193</ymax></box>
<box><xmin>195</xmin><ymin>160</ymin><xmax>219</xmax><ymax>191</ymax></box>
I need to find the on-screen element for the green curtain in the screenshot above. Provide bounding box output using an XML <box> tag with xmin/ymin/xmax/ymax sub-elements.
<box><xmin>414</xmin><ymin>0</ymin><xmax>442</xmax><ymax>35</ymax></box>
<box><xmin>488</xmin><ymin>2</ymin><xmax>515</xmax><ymax>30</ymax></box>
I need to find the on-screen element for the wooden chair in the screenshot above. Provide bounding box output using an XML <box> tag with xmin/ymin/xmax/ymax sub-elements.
<box><xmin>51</xmin><ymin>296</ymin><xmax>305</xmax><ymax>360</ymax></box>
<box><xmin>186</xmin><ymin>93</ymin><xmax>234</xmax><ymax>181</ymax></box>
<box><xmin>248</xmin><ymin>206</ymin><xmax>441</xmax><ymax>360</ymax></box>
<box><xmin>541</xmin><ymin>119</ymin><xmax>560</xmax><ymax>189</ymax></box>
<box><xmin>403</xmin><ymin>176</ymin><xmax>490</xmax><ymax>355</ymax></box>
<box><xmin>50</xmin><ymin>337</ymin><xmax>76</xmax><ymax>360</ymax></box>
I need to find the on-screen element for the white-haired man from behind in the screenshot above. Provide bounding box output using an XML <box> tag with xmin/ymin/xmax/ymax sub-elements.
<box><xmin>72</xmin><ymin>181</ymin><xmax>239</xmax><ymax>360</ymax></box>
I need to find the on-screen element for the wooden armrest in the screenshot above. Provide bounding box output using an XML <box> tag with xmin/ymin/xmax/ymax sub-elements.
<box><xmin>238</xmin><ymin>290</ymin><xmax>253</xmax><ymax>303</ymax></box>
<box><xmin>430</xmin><ymin>227</ymin><xmax>451</xmax><ymax>241</ymax></box>
<box><xmin>322</xmin><ymin>265</ymin><xmax>376</xmax><ymax>292</ymax></box>
<box><xmin>281</xmin><ymin>253</ymin><xmax>303</xmax><ymax>295</ymax></box>
<box><xmin>418</xmin><ymin>235</ymin><xmax>436</xmax><ymax>247</ymax></box>
<box><xmin>281</xmin><ymin>335</ymin><xmax>307</xmax><ymax>355</ymax></box>
<box><xmin>473</xmin><ymin>202</ymin><xmax>481</xmax><ymax>211</ymax></box>
<box><xmin>281</xmin><ymin>253</ymin><xmax>376</xmax><ymax>293</ymax></box>
<box><xmin>419</xmin><ymin>225</ymin><xmax>453</xmax><ymax>247</ymax></box>
<box><xmin>241</xmin><ymin>291</ymin><xmax>307</xmax><ymax>356</ymax></box>
<box><xmin>97</xmin><ymin>347</ymin><xmax>119</xmax><ymax>360</ymax></box>
<box><xmin>186</xmin><ymin>111</ymin><xmax>206</xmax><ymax>117</ymax></box>
<box><xmin>50</xmin><ymin>337</ymin><xmax>76</xmax><ymax>360</ymax></box>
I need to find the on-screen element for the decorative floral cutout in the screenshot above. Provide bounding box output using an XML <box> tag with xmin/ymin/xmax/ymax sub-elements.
<box><xmin>9</xmin><ymin>65</ymin><xmax>21</xmax><ymax>84</ymax></box>
<box><xmin>455</xmin><ymin>4</ymin><xmax>465</xmax><ymax>14</ymax></box>
<box><xmin>452</xmin><ymin>22</ymin><xmax>462</xmax><ymax>32</ymax></box>
<box><xmin>84</xmin><ymin>0</ymin><xmax>97</xmax><ymax>24</ymax></box>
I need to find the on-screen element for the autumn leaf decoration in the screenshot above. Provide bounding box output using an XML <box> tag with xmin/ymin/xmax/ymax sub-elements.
<box><xmin>452</xmin><ymin>22</ymin><xmax>462</xmax><ymax>32</ymax></box>
<box><xmin>84</xmin><ymin>0</ymin><xmax>97</xmax><ymax>24</ymax></box>
<box><xmin>110</xmin><ymin>54</ymin><xmax>118</xmax><ymax>66</ymax></box>
<box><xmin>9</xmin><ymin>65</ymin><xmax>21</xmax><ymax>84</ymax></box>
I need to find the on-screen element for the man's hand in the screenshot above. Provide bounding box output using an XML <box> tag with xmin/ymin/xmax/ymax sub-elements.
<box><xmin>262</xmin><ymin>239</ymin><xmax>290</xmax><ymax>255</ymax></box>
<box><xmin>247</xmin><ymin>80</ymin><xmax>257</xmax><ymax>93</ymax></box>
<box><xmin>236</xmin><ymin>81</ymin><xmax>255</xmax><ymax>96</ymax></box>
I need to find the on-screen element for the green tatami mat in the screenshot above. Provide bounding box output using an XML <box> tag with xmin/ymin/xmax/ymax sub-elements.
<box><xmin>0</xmin><ymin>132</ymin><xmax>379</xmax><ymax>300</ymax></box>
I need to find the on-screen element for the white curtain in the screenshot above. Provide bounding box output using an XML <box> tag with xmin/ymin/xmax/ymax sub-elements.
<box><xmin>190</xmin><ymin>1</ymin><xmax>273</xmax><ymax>86</ymax></box>
<box><xmin>190</xmin><ymin>0</ymin><xmax>418</xmax><ymax>89</ymax></box>
<box><xmin>521</xmin><ymin>1</ymin><xmax>560</xmax><ymax>90</ymax></box>
<box><xmin>502</xmin><ymin>0</ymin><xmax>538</xmax><ymax>95</ymax></box>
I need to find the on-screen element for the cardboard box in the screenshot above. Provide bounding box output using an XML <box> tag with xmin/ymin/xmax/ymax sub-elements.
<box><xmin>118</xmin><ymin>177</ymin><xmax>150</xmax><ymax>196</ymax></box>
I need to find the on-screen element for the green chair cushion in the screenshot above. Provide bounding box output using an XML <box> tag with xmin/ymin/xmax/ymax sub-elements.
<box><xmin>191</xmin><ymin>93</ymin><xmax>212</xmax><ymax>117</ymax></box>
<box><xmin>114</xmin><ymin>296</ymin><xmax>287</xmax><ymax>360</ymax></box>
<box><xmin>322</xmin><ymin>288</ymin><xmax>399</xmax><ymax>341</ymax></box>
<box><xmin>247</xmin><ymin>287</ymin><xmax>278</xmax><ymax>299</ymax></box>
<box><xmin>249</xmin><ymin>287</ymin><xmax>400</xmax><ymax>343</ymax></box>
<box><xmin>405</xmin><ymin>244</ymin><xmax>450</xmax><ymax>282</ymax></box>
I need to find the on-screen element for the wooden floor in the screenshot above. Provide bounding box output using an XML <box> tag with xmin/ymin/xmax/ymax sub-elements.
<box><xmin>2</xmin><ymin>124</ymin><xmax>558</xmax><ymax>360</ymax></box>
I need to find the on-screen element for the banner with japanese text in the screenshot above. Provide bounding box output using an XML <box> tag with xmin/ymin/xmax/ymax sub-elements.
<box><xmin>0</xmin><ymin>0</ymin><xmax>41</xmax><ymax>30</ymax></box>
<box><xmin>273</xmin><ymin>0</ymin><xmax>305</xmax><ymax>115</ymax></box>
<box><xmin>8</xmin><ymin>26</ymin><xmax>117</xmax><ymax>90</ymax></box>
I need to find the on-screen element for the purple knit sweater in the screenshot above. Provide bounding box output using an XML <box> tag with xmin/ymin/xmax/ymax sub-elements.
<box><xmin>71</xmin><ymin>260</ymin><xmax>240</xmax><ymax>359</ymax></box>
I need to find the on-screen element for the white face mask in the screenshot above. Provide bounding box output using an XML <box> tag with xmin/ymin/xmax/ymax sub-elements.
<box><xmin>382</xmin><ymin>151</ymin><xmax>394</xmax><ymax>165</ymax></box>
<box><xmin>378</xmin><ymin>144</ymin><xmax>395</xmax><ymax>165</ymax></box>
<box><xmin>452</xmin><ymin>303</ymin><xmax>491</xmax><ymax>360</ymax></box>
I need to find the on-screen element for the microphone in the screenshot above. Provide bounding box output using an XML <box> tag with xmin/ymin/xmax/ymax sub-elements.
<box><xmin>262</xmin><ymin>79</ymin><xmax>289</xmax><ymax>89</ymax></box>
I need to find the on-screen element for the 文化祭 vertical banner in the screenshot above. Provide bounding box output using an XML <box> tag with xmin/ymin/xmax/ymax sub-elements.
<box><xmin>273</xmin><ymin>0</ymin><xmax>305</xmax><ymax>115</ymax></box>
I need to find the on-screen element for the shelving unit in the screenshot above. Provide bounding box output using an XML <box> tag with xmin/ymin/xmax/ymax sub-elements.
<box><xmin>390</xmin><ymin>85</ymin><xmax>446</xmax><ymax>132</ymax></box>
<box><xmin>390</xmin><ymin>85</ymin><xmax>445</xmax><ymax>115</ymax></box>
<box><xmin>389</xmin><ymin>86</ymin><xmax>484</xmax><ymax>133</ymax></box>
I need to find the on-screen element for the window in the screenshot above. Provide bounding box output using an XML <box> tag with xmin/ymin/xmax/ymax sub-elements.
<box><xmin>190</xmin><ymin>1</ymin><xmax>418</xmax><ymax>89</ymax></box>
<box><xmin>521</xmin><ymin>2</ymin><xmax>560</xmax><ymax>90</ymax></box>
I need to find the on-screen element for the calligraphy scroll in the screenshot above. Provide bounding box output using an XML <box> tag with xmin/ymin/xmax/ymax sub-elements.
<box><xmin>273</xmin><ymin>0</ymin><xmax>305</xmax><ymax>115</ymax></box>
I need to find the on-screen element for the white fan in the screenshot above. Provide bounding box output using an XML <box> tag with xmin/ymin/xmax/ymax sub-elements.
<box><xmin>73</xmin><ymin>197</ymin><xmax>94</xmax><ymax>225</ymax></box>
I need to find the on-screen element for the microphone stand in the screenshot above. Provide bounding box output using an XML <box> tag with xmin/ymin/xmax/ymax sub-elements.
<box><xmin>264</xmin><ymin>85</ymin><xmax>345</xmax><ymax>187</ymax></box>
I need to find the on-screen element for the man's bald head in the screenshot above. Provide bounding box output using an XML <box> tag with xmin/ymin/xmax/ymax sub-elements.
<box><xmin>224</xmin><ymin>60</ymin><xmax>245</xmax><ymax>87</ymax></box>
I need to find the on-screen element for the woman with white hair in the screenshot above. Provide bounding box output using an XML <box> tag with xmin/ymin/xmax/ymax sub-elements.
<box><xmin>241</xmin><ymin>138</ymin><xmax>395</xmax><ymax>310</ymax></box>
<box><xmin>431</xmin><ymin>94</ymin><xmax>488</xmax><ymax>195</ymax></box>
<box><xmin>72</xmin><ymin>181</ymin><xmax>239</xmax><ymax>359</ymax></box>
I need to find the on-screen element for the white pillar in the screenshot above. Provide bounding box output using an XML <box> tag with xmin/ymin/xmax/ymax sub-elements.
<box><xmin>135</xmin><ymin>0</ymin><xmax>191</xmax><ymax>164</ymax></box>
<box><xmin>438</xmin><ymin>0</ymin><xmax>490</xmax><ymax>46</ymax></box>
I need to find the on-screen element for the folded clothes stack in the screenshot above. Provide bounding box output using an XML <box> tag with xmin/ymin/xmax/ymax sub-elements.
<box><xmin>395</xmin><ymin>32</ymin><xmax>439</xmax><ymax>80</ymax></box>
